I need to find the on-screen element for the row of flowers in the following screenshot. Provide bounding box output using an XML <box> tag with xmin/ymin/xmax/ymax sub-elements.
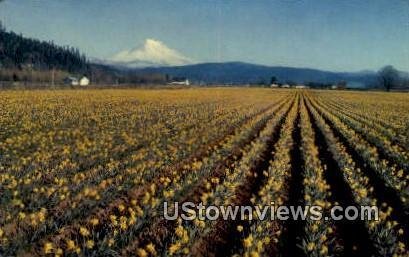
<box><xmin>307</xmin><ymin>94</ymin><xmax>409</xmax><ymax>214</ymax></box>
<box><xmin>240</xmin><ymin>93</ymin><xmax>299</xmax><ymax>257</ymax></box>
<box><xmin>298</xmin><ymin>96</ymin><xmax>333</xmax><ymax>257</ymax></box>
<box><xmin>306</xmin><ymin>95</ymin><xmax>408</xmax><ymax>256</ymax></box>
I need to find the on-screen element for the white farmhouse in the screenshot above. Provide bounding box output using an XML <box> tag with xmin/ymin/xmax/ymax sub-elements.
<box><xmin>169</xmin><ymin>78</ymin><xmax>190</xmax><ymax>86</ymax></box>
<box><xmin>79</xmin><ymin>76</ymin><xmax>90</xmax><ymax>86</ymax></box>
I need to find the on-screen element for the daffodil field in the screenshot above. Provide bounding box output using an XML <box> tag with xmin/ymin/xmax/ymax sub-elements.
<box><xmin>0</xmin><ymin>88</ymin><xmax>408</xmax><ymax>257</ymax></box>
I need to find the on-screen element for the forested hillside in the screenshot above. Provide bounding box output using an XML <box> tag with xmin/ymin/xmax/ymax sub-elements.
<box><xmin>0</xmin><ymin>22</ymin><xmax>88</xmax><ymax>73</ymax></box>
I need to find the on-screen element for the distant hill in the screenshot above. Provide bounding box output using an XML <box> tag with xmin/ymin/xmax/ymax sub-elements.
<box><xmin>0</xmin><ymin>24</ymin><xmax>88</xmax><ymax>73</ymax></box>
<box><xmin>133</xmin><ymin>62</ymin><xmax>377</xmax><ymax>88</ymax></box>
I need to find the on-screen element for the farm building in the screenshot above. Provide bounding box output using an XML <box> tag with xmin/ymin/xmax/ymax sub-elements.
<box><xmin>79</xmin><ymin>76</ymin><xmax>90</xmax><ymax>86</ymax></box>
<box><xmin>64</xmin><ymin>77</ymin><xmax>79</xmax><ymax>86</ymax></box>
<box><xmin>168</xmin><ymin>77</ymin><xmax>190</xmax><ymax>86</ymax></box>
<box><xmin>64</xmin><ymin>76</ymin><xmax>90</xmax><ymax>86</ymax></box>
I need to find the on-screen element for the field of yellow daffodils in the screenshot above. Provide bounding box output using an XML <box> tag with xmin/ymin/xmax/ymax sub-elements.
<box><xmin>0</xmin><ymin>88</ymin><xmax>408</xmax><ymax>257</ymax></box>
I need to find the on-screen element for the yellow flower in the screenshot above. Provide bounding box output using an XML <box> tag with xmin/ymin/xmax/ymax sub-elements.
<box><xmin>168</xmin><ymin>242</ymin><xmax>181</xmax><ymax>255</ymax></box>
<box><xmin>146</xmin><ymin>243</ymin><xmax>157</xmax><ymax>256</ymax></box>
<box><xmin>182</xmin><ymin>247</ymin><xmax>189</xmax><ymax>254</ymax></box>
<box><xmin>306</xmin><ymin>242</ymin><xmax>315</xmax><ymax>251</ymax></box>
<box><xmin>18</xmin><ymin>212</ymin><xmax>26</xmax><ymax>220</ymax></box>
<box><xmin>237</xmin><ymin>225</ymin><xmax>243</xmax><ymax>232</ymax></box>
<box><xmin>311</xmin><ymin>224</ymin><xmax>318</xmax><ymax>232</ymax></box>
<box><xmin>136</xmin><ymin>248</ymin><xmax>148</xmax><ymax>257</ymax></box>
<box><xmin>263</xmin><ymin>236</ymin><xmax>270</xmax><ymax>244</ymax></box>
<box><xmin>243</xmin><ymin>235</ymin><xmax>253</xmax><ymax>248</ymax></box>
<box><xmin>79</xmin><ymin>226</ymin><xmax>90</xmax><ymax>237</ymax></box>
<box><xmin>56</xmin><ymin>248</ymin><xmax>63</xmax><ymax>256</ymax></box>
<box><xmin>120</xmin><ymin>216</ymin><xmax>128</xmax><ymax>230</ymax></box>
<box><xmin>256</xmin><ymin>225</ymin><xmax>262</xmax><ymax>233</ymax></box>
<box><xmin>320</xmin><ymin>245</ymin><xmax>328</xmax><ymax>255</ymax></box>
<box><xmin>250</xmin><ymin>251</ymin><xmax>260</xmax><ymax>257</ymax></box>
<box><xmin>175</xmin><ymin>225</ymin><xmax>184</xmax><ymax>237</ymax></box>
<box><xmin>86</xmin><ymin>239</ymin><xmax>95</xmax><ymax>249</ymax></box>
<box><xmin>90</xmin><ymin>218</ymin><xmax>99</xmax><ymax>226</ymax></box>
<box><xmin>38</xmin><ymin>209</ymin><xmax>47</xmax><ymax>222</ymax></box>
<box><xmin>118</xmin><ymin>204</ymin><xmax>125</xmax><ymax>212</ymax></box>
<box><xmin>110</xmin><ymin>215</ymin><xmax>118</xmax><ymax>226</ymax></box>
<box><xmin>66</xmin><ymin>239</ymin><xmax>76</xmax><ymax>250</ymax></box>
<box><xmin>43</xmin><ymin>242</ymin><xmax>53</xmax><ymax>254</ymax></box>
<box><xmin>256</xmin><ymin>241</ymin><xmax>263</xmax><ymax>251</ymax></box>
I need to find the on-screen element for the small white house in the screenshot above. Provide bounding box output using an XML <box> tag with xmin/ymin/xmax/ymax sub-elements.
<box><xmin>169</xmin><ymin>78</ymin><xmax>190</xmax><ymax>86</ymax></box>
<box><xmin>64</xmin><ymin>77</ymin><xmax>79</xmax><ymax>86</ymax></box>
<box><xmin>79</xmin><ymin>76</ymin><xmax>90</xmax><ymax>86</ymax></box>
<box><xmin>270</xmin><ymin>83</ymin><xmax>279</xmax><ymax>88</ymax></box>
<box><xmin>282</xmin><ymin>84</ymin><xmax>290</xmax><ymax>88</ymax></box>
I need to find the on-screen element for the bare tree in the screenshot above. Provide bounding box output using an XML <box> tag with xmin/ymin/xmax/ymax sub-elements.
<box><xmin>378</xmin><ymin>65</ymin><xmax>399</xmax><ymax>92</ymax></box>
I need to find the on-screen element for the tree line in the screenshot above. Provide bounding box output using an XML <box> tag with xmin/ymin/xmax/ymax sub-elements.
<box><xmin>0</xmin><ymin>21</ymin><xmax>89</xmax><ymax>73</ymax></box>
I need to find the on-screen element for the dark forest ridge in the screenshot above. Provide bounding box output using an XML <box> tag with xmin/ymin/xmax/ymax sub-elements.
<box><xmin>0</xmin><ymin>23</ymin><xmax>88</xmax><ymax>73</ymax></box>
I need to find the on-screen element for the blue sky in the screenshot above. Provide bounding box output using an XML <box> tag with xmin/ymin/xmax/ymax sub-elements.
<box><xmin>0</xmin><ymin>0</ymin><xmax>408</xmax><ymax>71</ymax></box>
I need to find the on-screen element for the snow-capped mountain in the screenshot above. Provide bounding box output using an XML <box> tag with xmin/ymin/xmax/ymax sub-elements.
<box><xmin>108</xmin><ymin>38</ymin><xmax>192</xmax><ymax>68</ymax></box>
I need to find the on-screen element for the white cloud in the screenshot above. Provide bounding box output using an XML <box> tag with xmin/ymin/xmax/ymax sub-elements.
<box><xmin>110</xmin><ymin>38</ymin><xmax>192</xmax><ymax>67</ymax></box>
